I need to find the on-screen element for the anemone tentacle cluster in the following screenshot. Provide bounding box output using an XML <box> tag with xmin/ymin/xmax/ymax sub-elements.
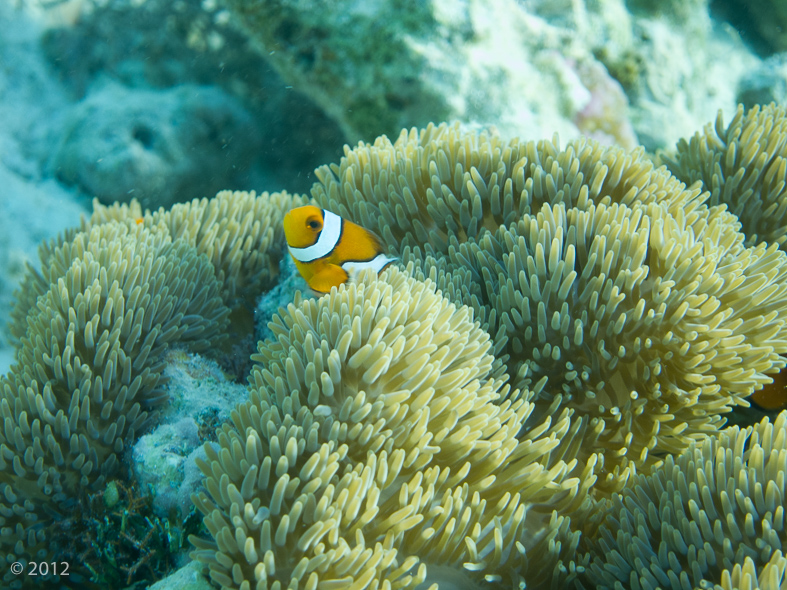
<box><xmin>8</xmin><ymin>190</ymin><xmax>306</xmax><ymax>347</ymax></box>
<box><xmin>471</xmin><ymin>199</ymin><xmax>787</xmax><ymax>486</ymax></box>
<box><xmin>190</xmin><ymin>267</ymin><xmax>588</xmax><ymax>590</ymax></box>
<box><xmin>666</xmin><ymin>103</ymin><xmax>787</xmax><ymax>250</ymax></box>
<box><xmin>89</xmin><ymin>189</ymin><xmax>308</xmax><ymax>306</ymax></box>
<box><xmin>0</xmin><ymin>190</ymin><xmax>301</xmax><ymax>587</ymax></box>
<box><xmin>309</xmin><ymin>120</ymin><xmax>787</xmax><ymax>494</ymax></box>
<box><xmin>312</xmin><ymin>122</ymin><xmax>708</xmax><ymax>257</ymax></box>
<box><xmin>585</xmin><ymin>411</ymin><xmax>787</xmax><ymax>590</ymax></box>
<box><xmin>0</xmin><ymin>221</ymin><xmax>230</xmax><ymax>579</ymax></box>
<box><xmin>185</xmin><ymin>112</ymin><xmax>787</xmax><ymax>589</ymax></box>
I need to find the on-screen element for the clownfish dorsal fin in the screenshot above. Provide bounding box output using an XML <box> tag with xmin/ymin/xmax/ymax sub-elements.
<box><xmin>365</xmin><ymin>227</ymin><xmax>385</xmax><ymax>249</ymax></box>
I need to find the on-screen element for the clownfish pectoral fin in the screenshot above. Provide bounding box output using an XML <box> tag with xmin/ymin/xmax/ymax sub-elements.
<box><xmin>309</xmin><ymin>264</ymin><xmax>350</xmax><ymax>294</ymax></box>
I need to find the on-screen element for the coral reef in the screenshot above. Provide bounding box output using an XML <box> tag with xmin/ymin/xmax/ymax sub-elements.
<box><xmin>148</xmin><ymin>560</ymin><xmax>215</xmax><ymax>590</ymax></box>
<box><xmin>132</xmin><ymin>417</ymin><xmax>202</xmax><ymax>519</ymax></box>
<box><xmin>7</xmin><ymin>0</ymin><xmax>787</xmax><ymax>583</ymax></box>
<box><xmin>52</xmin><ymin>82</ymin><xmax>261</xmax><ymax>210</ymax></box>
<box><xmin>3</xmin><ymin>0</ymin><xmax>776</xmax><ymax>408</ymax></box>
<box><xmin>572</xmin><ymin>59</ymin><xmax>638</xmax><ymax>149</ymax></box>
<box><xmin>131</xmin><ymin>350</ymin><xmax>249</xmax><ymax>520</ymax></box>
<box><xmin>54</xmin><ymin>477</ymin><xmax>193</xmax><ymax>588</ymax></box>
<box><xmin>585</xmin><ymin>411</ymin><xmax>787</xmax><ymax>590</ymax></box>
<box><xmin>579</xmin><ymin>0</ymin><xmax>755</xmax><ymax>152</ymax></box>
<box><xmin>221</xmin><ymin>0</ymin><xmax>623</xmax><ymax>143</ymax></box>
<box><xmin>736</xmin><ymin>55</ymin><xmax>787</xmax><ymax>109</ymax></box>
<box><xmin>254</xmin><ymin>254</ymin><xmax>311</xmax><ymax>344</ymax></box>
<box><xmin>39</xmin><ymin>0</ymin><xmax>346</xmax><ymax>196</ymax></box>
<box><xmin>223</xmin><ymin>0</ymin><xmax>757</xmax><ymax>151</ymax></box>
<box><xmin>713</xmin><ymin>0</ymin><xmax>787</xmax><ymax>54</ymax></box>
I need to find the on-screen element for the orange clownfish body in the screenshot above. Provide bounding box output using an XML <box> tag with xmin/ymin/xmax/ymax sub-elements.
<box><xmin>751</xmin><ymin>364</ymin><xmax>787</xmax><ymax>411</ymax></box>
<box><xmin>283</xmin><ymin>206</ymin><xmax>396</xmax><ymax>294</ymax></box>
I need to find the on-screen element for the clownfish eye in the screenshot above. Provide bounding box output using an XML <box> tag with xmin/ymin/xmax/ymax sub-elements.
<box><xmin>307</xmin><ymin>219</ymin><xmax>321</xmax><ymax>230</ymax></box>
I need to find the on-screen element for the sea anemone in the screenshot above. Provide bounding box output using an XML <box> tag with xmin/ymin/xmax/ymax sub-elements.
<box><xmin>312</xmin><ymin>122</ymin><xmax>702</xmax><ymax>257</ymax></box>
<box><xmin>90</xmin><ymin>189</ymin><xmax>307</xmax><ymax>306</ymax></box>
<box><xmin>311</xmin><ymin>121</ymin><xmax>787</xmax><ymax>494</ymax></box>
<box><xmin>585</xmin><ymin>411</ymin><xmax>787</xmax><ymax>590</ymax></box>
<box><xmin>469</xmin><ymin>200</ymin><xmax>787</xmax><ymax>484</ymax></box>
<box><xmin>665</xmin><ymin>103</ymin><xmax>787</xmax><ymax>250</ymax></box>
<box><xmin>190</xmin><ymin>266</ymin><xmax>586</xmax><ymax>589</ymax></box>
<box><xmin>0</xmin><ymin>221</ymin><xmax>229</xmax><ymax>583</ymax></box>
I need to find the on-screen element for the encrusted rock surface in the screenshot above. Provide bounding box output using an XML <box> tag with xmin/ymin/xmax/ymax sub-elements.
<box><xmin>52</xmin><ymin>82</ymin><xmax>260</xmax><ymax>209</ymax></box>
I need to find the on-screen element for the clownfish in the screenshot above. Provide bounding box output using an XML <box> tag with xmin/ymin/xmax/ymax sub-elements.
<box><xmin>283</xmin><ymin>206</ymin><xmax>396</xmax><ymax>293</ymax></box>
<box><xmin>751</xmin><ymin>364</ymin><xmax>787</xmax><ymax>411</ymax></box>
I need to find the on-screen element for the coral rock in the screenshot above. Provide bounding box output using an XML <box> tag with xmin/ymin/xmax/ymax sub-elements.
<box><xmin>53</xmin><ymin>82</ymin><xmax>260</xmax><ymax>210</ymax></box>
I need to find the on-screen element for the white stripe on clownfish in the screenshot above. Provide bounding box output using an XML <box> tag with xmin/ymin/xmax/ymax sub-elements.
<box><xmin>341</xmin><ymin>253</ymin><xmax>396</xmax><ymax>276</ymax></box>
<box><xmin>287</xmin><ymin>209</ymin><xmax>343</xmax><ymax>263</ymax></box>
